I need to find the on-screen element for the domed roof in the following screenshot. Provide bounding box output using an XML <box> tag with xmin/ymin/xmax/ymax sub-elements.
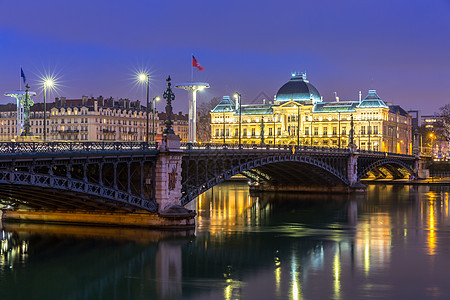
<box><xmin>275</xmin><ymin>73</ymin><xmax>321</xmax><ymax>102</ymax></box>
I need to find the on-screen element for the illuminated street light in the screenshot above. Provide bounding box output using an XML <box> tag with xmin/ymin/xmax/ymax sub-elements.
<box><xmin>175</xmin><ymin>82</ymin><xmax>210</xmax><ymax>142</ymax></box>
<box><xmin>40</xmin><ymin>76</ymin><xmax>57</xmax><ymax>142</ymax></box>
<box><xmin>234</xmin><ymin>93</ymin><xmax>242</xmax><ymax>146</ymax></box>
<box><xmin>138</xmin><ymin>73</ymin><xmax>150</xmax><ymax>143</ymax></box>
<box><xmin>152</xmin><ymin>96</ymin><xmax>160</xmax><ymax>141</ymax></box>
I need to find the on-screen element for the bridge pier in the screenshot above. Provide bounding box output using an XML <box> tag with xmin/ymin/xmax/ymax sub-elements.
<box><xmin>347</xmin><ymin>145</ymin><xmax>366</xmax><ymax>192</ymax></box>
<box><xmin>154</xmin><ymin>133</ymin><xmax>196</xmax><ymax>221</ymax></box>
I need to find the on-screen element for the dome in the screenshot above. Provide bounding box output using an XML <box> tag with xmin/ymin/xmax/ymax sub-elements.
<box><xmin>275</xmin><ymin>73</ymin><xmax>321</xmax><ymax>102</ymax></box>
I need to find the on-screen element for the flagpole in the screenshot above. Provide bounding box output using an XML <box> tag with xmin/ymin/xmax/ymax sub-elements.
<box><xmin>191</xmin><ymin>54</ymin><xmax>194</xmax><ymax>82</ymax></box>
<box><xmin>19</xmin><ymin>67</ymin><xmax>22</xmax><ymax>90</ymax></box>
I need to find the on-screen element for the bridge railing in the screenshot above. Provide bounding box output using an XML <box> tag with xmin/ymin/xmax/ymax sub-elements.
<box><xmin>181</xmin><ymin>142</ymin><xmax>351</xmax><ymax>153</ymax></box>
<box><xmin>0</xmin><ymin>142</ymin><xmax>158</xmax><ymax>154</ymax></box>
<box><xmin>357</xmin><ymin>149</ymin><xmax>416</xmax><ymax>159</ymax></box>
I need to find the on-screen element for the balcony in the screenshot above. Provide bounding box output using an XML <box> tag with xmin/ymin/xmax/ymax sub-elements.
<box><xmin>102</xmin><ymin>129</ymin><xmax>116</xmax><ymax>134</ymax></box>
<box><xmin>58</xmin><ymin>129</ymin><xmax>80</xmax><ymax>134</ymax></box>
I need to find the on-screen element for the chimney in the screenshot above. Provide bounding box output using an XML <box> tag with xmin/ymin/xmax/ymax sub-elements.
<box><xmin>82</xmin><ymin>96</ymin><xmax>88</xmax><ymax>106</ymax></box>
<box><xmin>334</xmin><ymin>92</ymin><xmax>339</xmax><ymax>102</ymax></box>
<box><xmin>98</xmin><ymin>96</ymin><xmax>104</xmax><ymax>106</ymax></box>
<box><xmin>60</xmin><ymin>96</ymin><xmax>66</xmax><ymax>106</ymax></box>
<box><xmin>94</xmin><ymin>100</ymin><xmax>98</xmax><ymax>111</ymax></box>
<box><xmin>359</xmin><ymin>91</ymin><xmax>362</xmax><ymax>103</ymax></box>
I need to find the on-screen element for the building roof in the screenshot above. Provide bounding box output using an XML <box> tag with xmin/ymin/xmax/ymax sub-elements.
<box><xmin>313</xmin><ymin>101</ymin><xmax>358</xmax><ymax>113</ymax></box>
<box><xmin>211</xmin><ymin>96</ymin><xmax>235</xmax><ymax>113</ymax></box>
<box><xmin>275</xmin><ymin>73</ymin><xmax>321</xmax><ymax>102</ymax></box>
<box><xmin>241</xmin><ymin>104</ymin><xmax>273</xmax><ymax>115</ymax></box>
<box><xmin>357</xmin><ymin>90</ymin><xmax>389</xmax><ymax>108</ymax></box>
<box><xmin>388</xmin><ymin>105</ymin><xmax>410</xmax><ymax>117</ymax></box>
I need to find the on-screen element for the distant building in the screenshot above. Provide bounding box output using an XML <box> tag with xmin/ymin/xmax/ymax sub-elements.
<box><xmin>157</xmin><ymin>112</ymin><xmax>189</xmax><ymax>142</ymax></box>
<box><xmin>210</xmin><ymin>73</ymin><xmax>413</xmax><ymax>154</ymax></box>
<box><xmin>421</xmin><ymin>114</ymin><xmax>440</xmax><ymax>129</ymax></box>
<box><xmin>0</xmin><ymin>96</ymin><xmax>159</xmax><ymax>142</ymax></box>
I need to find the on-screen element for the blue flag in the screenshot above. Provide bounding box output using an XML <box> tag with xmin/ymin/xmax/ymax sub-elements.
<box><xmin>20</xmin><ymin>68</ymin><xmax>26</xmax><ymax>84</ymax></box>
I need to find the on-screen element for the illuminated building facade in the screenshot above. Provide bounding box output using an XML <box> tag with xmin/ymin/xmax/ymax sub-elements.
<box><xmin>210</xmin><ymin>73</ymin><xmax>412</xmax><ymax>154</ymax></box>
<box><xmin>0</xmin><ymin>96</ymin><xmax>159</xmax><ymax>142</ymax></box>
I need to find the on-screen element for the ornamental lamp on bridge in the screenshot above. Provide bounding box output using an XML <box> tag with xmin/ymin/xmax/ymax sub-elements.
<box><xmin>175</xmin><ymin>82</ymin><xmax>210</xmax><ymax>143</ymax></box>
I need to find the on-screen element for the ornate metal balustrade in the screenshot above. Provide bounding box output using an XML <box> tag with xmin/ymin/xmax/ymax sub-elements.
<box><xmin>0</xmin><ymin>141</ymin><xmax>158</xmax><ymax>154</ymax></box>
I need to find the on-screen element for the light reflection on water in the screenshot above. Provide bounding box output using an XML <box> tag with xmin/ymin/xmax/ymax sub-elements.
<box><xmin>0</xmin><ymin>182</ymin><xmax>449</xmax><ymax>299</ymax></box>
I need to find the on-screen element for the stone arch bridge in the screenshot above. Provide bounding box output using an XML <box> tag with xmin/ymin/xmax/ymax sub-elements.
<box><xmin>0</xmin><ymin>141</ymin><xmax>419</xmax><ymax>215</ymax></box>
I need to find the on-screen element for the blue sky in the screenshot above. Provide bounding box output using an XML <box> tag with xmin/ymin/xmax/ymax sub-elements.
<box><xmin>0</xmin><ymin>0</ymin><xmax>449</xmax><ymax>114</ymax></box>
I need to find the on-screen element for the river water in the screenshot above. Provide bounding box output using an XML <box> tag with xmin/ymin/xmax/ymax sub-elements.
<box><xmin>1</xmin><ymin>182</ymin><xmax>449</xmax><ymax>300</ymax></box>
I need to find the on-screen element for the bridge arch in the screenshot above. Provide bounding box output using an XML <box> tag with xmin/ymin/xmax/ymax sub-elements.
<box><xmin>357</xmin><ymin>158</ymin><xmax>415</xmax><ymax>181</ymax></box>
<box><xmin>0</xmin><ymin>170</ymin><xmax>157</xmax><ymax>212</ymax></box>
<box><xmin>181</xmin><ymin>154</ymin><xmax>349</xmax><ymax>205</ymax></box>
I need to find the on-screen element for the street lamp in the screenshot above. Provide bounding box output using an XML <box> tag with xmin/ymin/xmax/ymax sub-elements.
<box><xmin>297</xmin><ymin>104</ymin><xmax>300</xmax><ymax>146</ymax></box>
<box><xmin>234</xmin><ymin>93</ymin><xmax>242</xmax><ymax>146</ymax></box>
<box><xmin>429</xmin><ymin>133</ymin><xmax>435</xmax><ymax>156</ymax></box>
<box><xmin>273</xmin><ymin>114</ymin><xmax>277</xmax><ymax>145</ymax></box>
<box><xmin>223</xmin><ymin>109</ymin><xmax>226</xmax><ymax>144</ymax></box>
<box><xmin>43</xmin><ymin>78</ymin><xmax>54</xmax><ymax>142</ymax></box>
<box><xmin>152</xmin><ymin>96</ymin><xmax>160</xmax><ymax>141</ymax></box>
<box><xmin>338</xmin><ymin>112</ymin><xmax>341</xmax><ymax>148</ymax></box>
<box><xmin>138</xmin><ymin>73</ymin><xmax>150</xmax><ymax>143</ymax></box>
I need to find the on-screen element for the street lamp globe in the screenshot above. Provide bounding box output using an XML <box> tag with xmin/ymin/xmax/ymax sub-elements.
<box><xmin>44</xmin><ymin>79</ymin><xmax>54</xmax><ymax>88</ymax></box>
<box><xmin>139</xmin><ymin>73</ymin><xmax>147</xmax><ymax>82</ymax></box>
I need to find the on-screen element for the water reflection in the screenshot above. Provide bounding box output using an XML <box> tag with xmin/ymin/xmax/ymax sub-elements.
<box><xmin>1</xmin><ymin>183</ymin><xmax>450</xmax><ymax>299</ymax></box>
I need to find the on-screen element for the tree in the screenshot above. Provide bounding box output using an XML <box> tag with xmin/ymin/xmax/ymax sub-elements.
<box><xmin>197</xmin><ymin>97</ymin><xmax>221</xmax><ymax>142</ymax></box>
<box><xmin>435</xmin><ymin>104</ymin><xmax>450</xmax><ymax>142</ymax></box>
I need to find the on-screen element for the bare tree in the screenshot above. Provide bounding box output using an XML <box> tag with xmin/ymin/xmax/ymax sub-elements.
<box><xmin>435</xmin><ymin>104</ymin><xmax>450</xmax><ymax>142</ymax></box>
<box><xmin>197</xmin><ymin>97</ymin><xmax>221</xmax><ymax>142</ymax></box>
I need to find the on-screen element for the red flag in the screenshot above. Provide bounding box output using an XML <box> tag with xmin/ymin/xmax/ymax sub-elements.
<box><xmin>192</xmin><ymin>56</ymin><xmax>204</xmax><ymax>71</ymax></box>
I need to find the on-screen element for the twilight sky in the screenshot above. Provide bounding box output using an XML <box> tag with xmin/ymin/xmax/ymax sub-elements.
<box><xmin>0</xmin><ymin>0</ymin><xmax>449</xmax><ymax>115</ymax></box>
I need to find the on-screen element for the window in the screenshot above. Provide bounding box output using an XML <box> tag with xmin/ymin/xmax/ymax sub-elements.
<box><xmin>361</xmin><ymin>126</ymin><xmax>366</xmax><ymax>135</ymax></box>
<box><xmin>342</xmin><ymin>127</ymin><xmax>346</xmax><ymax>135</ymax></box>
<box><xmin>332</xmin><ymin>127</ymin><xmax>337</xmax><ymax>135</ymax></box>
<box><xmin>215</xmin><ymin>129</ymin><xmax>219</xmax><ymax>137</ymax></box>
<box><xmin>243</xmin><ymin>128</ymin><xmax>247</xmax><ymax>137</ymax></box>
<box><xmin>373</xmin><ymin>126</ymin><xmax>378</xmax><ymax>134</ymax></box>
<box><xmin>323</xmin><ymin>127</ymin><xmax>328</xmax><ymax>136</ymax></box>
<box><xmin>235</xmin><ymin>128</ymin><xmax>238</xmax><ymax>137</ymax></box>
<box><xmin>251</xmin><ymin>128</ymin><xmax>255</xmax><ymax>137</ymax></box>
<box><xmin>314</xmin><ymin>127</ymin><xmax>319</xmax><ymax>136</ymax></box>
<box><xmin>305</xmin><ymin>127</ymin><xmax>310</xmax><ymax>136</ymax></box>
<box><xmin>269</xmin><ymin>128</ymin><xmax>273</xmax><ymax>136</ymax></box>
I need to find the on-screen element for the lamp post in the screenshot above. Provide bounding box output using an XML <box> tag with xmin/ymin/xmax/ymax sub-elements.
<box><xmin>260</xmin><ymin>117</ymin><xmax>265</xmax><ymax>145</ymax></box>
<box><xmin>234</xmin><ymin>93</ymin><xmax>242</xmax><ymax>146</ymax></box>
<box><xmin>152</xmin><ymin>96</ymin><xmax>160</xmax><ymax>141</ymax></box>
<box><xmin>273</xmin><ymin>114</ymin><xmax>277</xmax><ymax>145</ymax></box>
<box><xmin>338</xmin><ymin>112</ymin><xmax>341</xmax><ymax>148</ymax></box>
<box><xmin>139</xmin><ymin>73</ymin><xmax>150</xmax><ymax>143</ymax></box>
<box><xmin>368</xmin><ymin>118</ymin><xmax>371</xmax><ymax>151</ymax></box>
<box><xmin>43</xmin><ymin>79</ymin><xmax>54</xmax><ymax>142</ymax></box>
<box><xmin>429</xmin><ymin>133</ymin><xmax>435</xmax><ymax>156</ymax></box>
<box><xmin>223</xmin><ymin>109</ymin><xmax>226</xmax><ymax>144</ymax></box>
